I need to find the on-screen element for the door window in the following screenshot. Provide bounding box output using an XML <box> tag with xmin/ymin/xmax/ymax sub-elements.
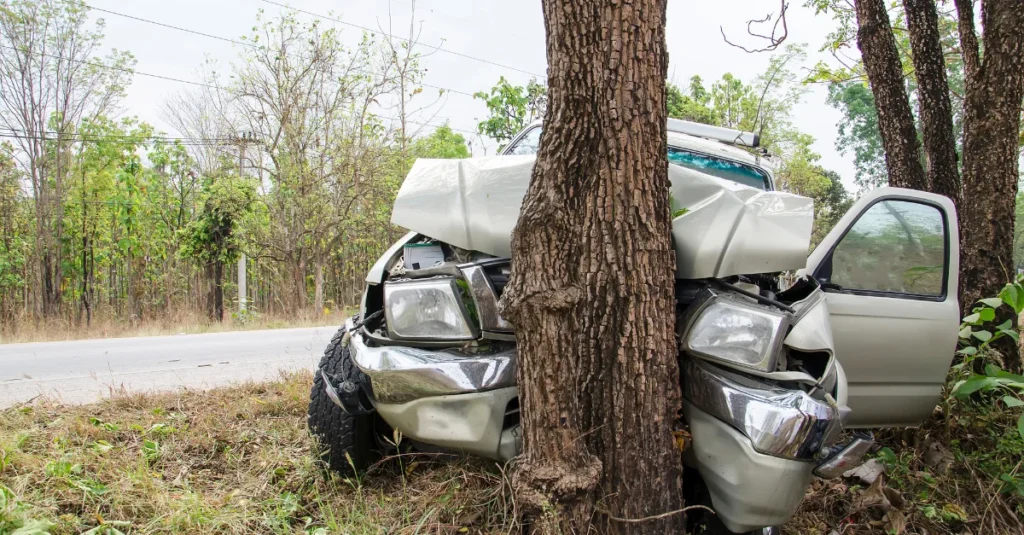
<box><xmin>504</xmin><ymin>127</ymin><xmax>542</xmax><ymax>155</ymax></box>
<box><xmin>818</xmin><ymin>199</ymin><xmax>947</xmax><ymax>297</ymax></box>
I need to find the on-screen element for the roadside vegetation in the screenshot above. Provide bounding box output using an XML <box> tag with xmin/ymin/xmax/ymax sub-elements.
<box><xmin>2</xmin><ymin>334</ymin><xmax>1023</xmax><ymax>534</ymax></box>
<box><xmin>0</xmin><ymin>310</ymin><xmax>349</xmax><ymax>345</ymax></box>
<box><xmin>0</xmin><ymin>371</ymin><xmax>516</xmax><ymax>535</ymax></box>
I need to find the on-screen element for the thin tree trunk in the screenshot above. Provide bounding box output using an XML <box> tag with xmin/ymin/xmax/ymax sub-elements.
<box><xmin>855</xmin><ymin>0</ymin><xmax>928</xmax><ymax>190</ymax></box>
<box><xmin>903</xmin><ymin>0</ymin><xmax>961</xmax><ymax>206</ymax></box>
<box><xmin>314</xmin><ymin>261</ymin><xmax>324</xmax><ymax>314</ymax></box>
<box><xmin>499</xmin><ymin>0</ymin><xmax>683</xmax><ymax>532</ymax></box>
<box><xmin>213</xmin><ymin>260</ymin><xmax>224</xmax><ymax>322</ymax></box>
<box><xmin>957</xmin><ymin>0</ymin><xmax>1024</xmax><ymax>371</ymax></box>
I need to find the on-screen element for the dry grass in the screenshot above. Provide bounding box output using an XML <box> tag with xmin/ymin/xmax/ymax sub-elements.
<box><xmin>787</xmin><ymin>404</ymin><xmax>1024</xmax><ymax>535</ymax></box>
<box><xmin>0</xmin><ymin>371</ymin><xmax>516</xmax><ymax>534</ymax></box>
<box><xmin>3</xmin><ymin>372</ymin><xmax>1021</xmax><ymax>535</ymax></box>
<box><xmin>0</xmin><ymin>310</ymin><xmax>351</xmax><ymax>345</ymax></box>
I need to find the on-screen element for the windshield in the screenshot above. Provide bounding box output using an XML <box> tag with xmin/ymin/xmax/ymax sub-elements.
<box><xmin>667</xmin><ymin>148</ymin><xmax>769</xmax><ymax>190</ymax></box>
<box><xmin>504</xmin><ymin>126</ymin><xmax>770</xmax><ymax>191</ymax></box>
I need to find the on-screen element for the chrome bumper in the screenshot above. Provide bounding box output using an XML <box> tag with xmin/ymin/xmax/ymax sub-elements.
<box><xmin>682</xmin><ymin>357</ymin><xmax>840</xmax><ymax>460</ymax></box>
<box><xmin>347</xmin><ymin>321</ymin><xmax>517</xmax><ymax>404</ymax></box>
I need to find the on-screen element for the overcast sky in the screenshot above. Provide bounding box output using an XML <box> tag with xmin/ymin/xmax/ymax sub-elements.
<box><xmin>88</xmin><ymin>0</ymin><xmax>854</xmax><ymax>188</ymax></box>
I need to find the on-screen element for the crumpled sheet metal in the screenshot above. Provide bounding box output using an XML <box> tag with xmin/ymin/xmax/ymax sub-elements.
<box><xmin>391</xmin><ymin>156</ymin><xmax>814</xmax><ymax>279</ymax></box>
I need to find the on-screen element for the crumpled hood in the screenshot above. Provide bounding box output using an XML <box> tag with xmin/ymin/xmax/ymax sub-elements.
<box><xmin>391</xmin><ymin>156</ymin><xmax>814</xmax><ymax>278</ymax></box>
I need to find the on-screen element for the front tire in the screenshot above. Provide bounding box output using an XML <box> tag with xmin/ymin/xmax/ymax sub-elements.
<box><xmin>308</xmin><ymin>327</ymin><xmax>381</xmax><ymax>475</ymax></box>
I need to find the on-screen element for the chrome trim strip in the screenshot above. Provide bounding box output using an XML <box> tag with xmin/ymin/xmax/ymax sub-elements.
<box><xmin>814</xmin><ymin>435</ymin><xmax>874</xmax><ymax>479</ymax></box>
<box><xmin>349</xmin><ymin>326</ymin><xmax>517</xmax><ymax>404</ymax></box>
<box><xmin>460</xmin><ymin>264</ymin><xmax>513</xmax><ymax>333</ymax></box>
<box><xmin>682</xmin><ymin>357</ymin><xmax>840</xmax><ymax>460</ymax></box>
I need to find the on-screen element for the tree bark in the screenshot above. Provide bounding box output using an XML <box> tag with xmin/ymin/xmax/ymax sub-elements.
<box><xmin>213</xmin><ymin>260</ymin><xmax>224</xmax><ymax>322</ymax></box>
<box><xmin>314</xmin><ymin>261</ymin><xmax>325</xmax><ymax>314</ymax></box>
<box><xmin>957</xmin><ymin>0</ymin><xmax>1024</xmax><ymax>371</ymax></box>
<box><xmin>499</xmin><ymin>0</ymin><xmax>683</xmax><ymax>532</ymax></box>
<box><xmin>855</xmin><ymin>0</ymin><xmax>928</xmax><ymax>191</ymax></box>
<box><xmin>903</xmin><ymin>0</ymin><xmax>961</xmax><ymax>206</ymax></box>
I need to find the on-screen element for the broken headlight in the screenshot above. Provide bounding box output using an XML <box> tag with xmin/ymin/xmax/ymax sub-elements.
<box><xmin>383</xmin><ymin>278</ymin><xmax>478</xmax><ymax>341</ymax></box>
<box><xmin>683</xmin><ymin>289</ymin><xmax>790</xmax><ymax>373</ymax></box>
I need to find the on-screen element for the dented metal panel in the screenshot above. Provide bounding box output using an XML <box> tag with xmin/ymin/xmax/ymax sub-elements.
<box><xmin>391</xmin><ymin>156</ymin><xmax>814</xmax><ymax>278</ymax></box>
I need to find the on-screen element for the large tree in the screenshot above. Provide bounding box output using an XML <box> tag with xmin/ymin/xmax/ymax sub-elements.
<box><xmin>499</xmin><ymin>0</ymin><xmax>683</xmax><ymax>532</ymax></box>
<box><xmin>903</xmin><ymin>0</ymin><xmax>961</xmax><ymax>206</ymax></box>
<box><xmin>853</xmin><ymin>0</ymin><xmax>928</xmax><ymax>191</ymax></box>
<box><xmin>850</xmin><ymin>0</ymin><xmax>1024</xmax><ymax>370</ymax></box>
<box><xmin>0</xmin><ymin>0</ymin><xmax>132</xmax><ymax>318</ymax></box>
<box><xmin>955</xmin><ymin>0</ymin><xmax>1024</xmax><ymax>370</ymax></box>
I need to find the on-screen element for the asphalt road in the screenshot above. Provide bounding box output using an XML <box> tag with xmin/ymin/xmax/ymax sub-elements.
<box><xmin>0</xmin><ymin>326</ymin><xmax>337</xmax><ymax>409</ymax></box>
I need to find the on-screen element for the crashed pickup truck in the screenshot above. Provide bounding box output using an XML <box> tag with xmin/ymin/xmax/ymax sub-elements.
<box><xmin>308</xmin><ymin>119</ymin><xmax>960</xmax><ymax>534</ymax></box>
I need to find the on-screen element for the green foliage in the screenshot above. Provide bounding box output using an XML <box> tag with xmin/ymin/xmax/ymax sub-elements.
<box><xmin>473</xmin><ymin>76</ymin><xmax>547</xmax><ymax>148</ymax></box>
<box><xmin>826</xmin><ymin>83</ymin><xmax>887</xmax><ymax>190</ymax></box>
<box><xmin>179</xmin><ymin>177</ymin><xmax>256</xmax><ymax>266</ymax></box>
<box><xmin>951</xmin><ymin>277</ymin><xmax>1024</xmax><ymax>474</ymax></box>
<box><xmin>0</xmin><ymin>484</ymin><xmax>53</xmax><ymax>535</ymax></box>
<box><xmin>410</xmin><ymin>125</ymin><xmax>470</xmax><ymax>159</ymax></box>
<box><xmin>0</xmin><ymin>144</ymin><xmax>27</xmax><ymax>312</ymax></box>
<box><xmin>666</xmin><ymin>76</ymin><xmax>717</xmax><ymax>124</ymax></box>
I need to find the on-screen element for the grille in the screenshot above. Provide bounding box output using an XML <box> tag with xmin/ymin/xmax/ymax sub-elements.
<box><xmin>483</xmin><ymin>262</ymin><xmax>511</xmax><ymax>297</ymax></box>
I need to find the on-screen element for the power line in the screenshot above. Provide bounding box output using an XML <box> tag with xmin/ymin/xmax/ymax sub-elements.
<box><xmin>88</xmin><ymin>6</ymin><xmax>255</xmax><ymax>50</ymax></box>
<box><xmin>88</xmin><ymin>4</ymin><xmax>479</xmax><ymax>98</ymax></box>
<box><xmin>0</xmin><ymin>127</ymin><xmax>234</xmax><ymax>143</ymax></box>
<box><xmin>0</xmin><ymin>43</ymin><xmax>223</xmax><ymax>90</ymax></box>
<box><xmin>0</xmin><ymin>35</ymin><xmax>481</xmax><ymax>137</ymax></box>
<box><xmin>0</xmin><ymin>131</ymin><xmax>227</xmax><ymax>146</ymax></box>
<box><xmin>259</xmin><ymin>0</ymin><xmax>545</xmax><ymax>79</ymax></box>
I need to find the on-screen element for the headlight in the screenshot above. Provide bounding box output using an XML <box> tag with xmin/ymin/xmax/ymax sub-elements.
<box><xmin>384</xmin><ymin>278</ymin><xmax>478</xmax><ymax>341</ymax></box>
<box><xmin>683</xmin><ymin>289</ymin><xmax>790</xmax><ymax>372</ymax></box>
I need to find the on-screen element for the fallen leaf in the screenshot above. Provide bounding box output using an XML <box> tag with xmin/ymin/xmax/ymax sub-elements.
<box><xmin>922</xmin><ymin>438</ymin><xmax>953</xmax><ymax>475</ymax></box>
<box><xmin>882</xmin><ymin>486</ymin><xmax>905</xmax><ymax>509</ymax></box>
<box><xmin>845</xmin><ymin>458</ymin><xmax>885</xmax><ymax>485</ymax></box>
<box><xmin>884</xmin><ymin>509</ymin><xmax>907</xmax><ymax>535</ymax></box>
<box><xmin>854</xmin><ymin>474</ymin><xmax>891</xmax><ymax>511</ymax></box>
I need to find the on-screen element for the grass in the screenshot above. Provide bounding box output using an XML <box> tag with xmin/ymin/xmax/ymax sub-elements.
<box><xmin>0</xmin><ymin>310</ymin><xmax>351</xmax><ymax>345</ymax></box>
<box><xmin>0</xmin><ymin>371</ymin><xmax>516</xmax><ymax>535</ymax></box>
<box><xmin>2</xmin><ymin>372</ymin><xmax>1021</xmax><ymax>534</ymax></box>
<box><xmin>788</xmin><ymin>401</ymin><xmax>1024</xmax><ymax>534</ymax></box>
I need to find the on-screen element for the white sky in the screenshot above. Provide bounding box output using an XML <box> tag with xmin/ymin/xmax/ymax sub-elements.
<box><xmin>88</xmin><ymin>0</ymin><xmax>854</xmax><ymax>188</ymax></box>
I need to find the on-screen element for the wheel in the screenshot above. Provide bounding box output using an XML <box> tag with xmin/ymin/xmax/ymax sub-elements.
<box><xmin>308</xmin><ymin>326</ymin><xmax>381</xmax><ymax>475</ymax></box>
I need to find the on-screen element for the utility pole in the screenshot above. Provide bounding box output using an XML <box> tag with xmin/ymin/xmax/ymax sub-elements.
<box><xmin>233</xmin><ymin>131</ymin><xmax>258</xmax><ymax>314</ymax></box>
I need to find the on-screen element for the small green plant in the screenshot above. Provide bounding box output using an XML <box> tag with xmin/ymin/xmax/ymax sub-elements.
<box><xmin>949</xmin><ymin>276</ymin><xmax>1024</xmax><ymax>501</ymax></box>
<box><xmin>0</xmin><ymin>484</ymin><xmax>53</xmax><ymax>534</ymax></box>
<box><xmin>952</xmin><ymin>277</ymin><xmax>1024</xmax><ymax>441</ymax></box>
<box><xmin>232</xmin><ymin>306</ymin><xmax>259</xmax><ymax>325</ymax></box>
<box><xmin>145</xmin><ymin>423</ymin><xmax>177</xmax><ymax>436</ymax></box>
<box><xmin>141</xmin><ymin>439</ymin><xmax>160</xmax><ymax>464</ymax></box>
<box><xmin>88</xmin><ymin>417</ymin><xmax>120</xmax><ymax>433</ymax></box>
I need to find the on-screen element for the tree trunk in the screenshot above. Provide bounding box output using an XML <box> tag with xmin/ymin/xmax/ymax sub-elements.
<box><xmin>213</xmin><ymin>260</ymin><xmax>224</xmax><ymax>322</ymax></box>
<box><xmin>956</xmin><ymin>0</ymin><xmax>1024</xmax><ymax>371</ymax></box>
<box><xmin>314</xmin><ymin>261</ymin><xmax>325</xmax><ymax>314</ymax></box>
<box><xmin>499</xmin><ymin>0</ymin><xmax>683</xmax><ymax>532</ymax></box>
<box><xmin>903</xmin><ymin>0</ymin><xmax>961</xmax><ymax>206</ymax></box>
<box><xmin>855</xmin><ymin>0</ymin><xmax>928</xmax><ymax>190</ymax></box>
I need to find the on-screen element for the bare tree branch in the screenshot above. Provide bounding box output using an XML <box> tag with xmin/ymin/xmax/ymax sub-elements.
<box><xmin>721</xmin><ymin>1</ymin><xmax>790</xmax><ymax>53</ymax></box>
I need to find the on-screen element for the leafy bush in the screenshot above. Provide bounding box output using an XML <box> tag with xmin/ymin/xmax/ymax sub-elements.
<box><xmin>953</xmin><ymin>276</ymin><xmax>1024</xmax><ymax>439</ymax></box>
<box><xmin>949</xmin><ymin>277</ymin><xmax>1024</xmax><ymax>500</ymax></box>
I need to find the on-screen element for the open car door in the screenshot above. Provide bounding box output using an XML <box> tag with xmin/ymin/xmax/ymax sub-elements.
<box><xmin>802</xmin><ymin>187</ymin><xmax>959</xmax><ymax>427</ymax></box>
